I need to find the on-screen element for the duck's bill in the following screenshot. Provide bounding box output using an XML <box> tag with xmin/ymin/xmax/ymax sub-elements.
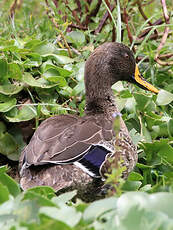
<box><xmin>132</xmin><ymin>65</ymin><xmax>159</xmax><ymax>94</ymax></box>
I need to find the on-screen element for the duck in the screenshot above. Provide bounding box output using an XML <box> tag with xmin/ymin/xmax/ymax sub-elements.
<box><xmin>19</xmin><ymin>42</ymin><xmax>159</xmax><ymax>201</ymax></box>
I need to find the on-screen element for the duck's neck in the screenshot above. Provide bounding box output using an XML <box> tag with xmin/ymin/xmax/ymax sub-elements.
<box><xmin>84</xmin><ymin>48</ymin><xmax>119</xmax><ymax>115</ymax></box>
<box><xmin>85</xmin><ymin>87</ymin><xmax>117</xmax><ymax>115</ymax></box>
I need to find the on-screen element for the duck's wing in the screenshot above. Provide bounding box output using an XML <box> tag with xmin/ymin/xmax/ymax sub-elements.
<box><xmin>20</xmin><ymin>114</ymin><xmax>114</xmax><ymax>171</ymax></box>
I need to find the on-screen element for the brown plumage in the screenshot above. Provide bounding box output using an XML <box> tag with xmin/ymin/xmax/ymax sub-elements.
<box><xmin>19</xmin><ymin>42</ymin><xmax>158</xmax><ymax>201</ymax></box>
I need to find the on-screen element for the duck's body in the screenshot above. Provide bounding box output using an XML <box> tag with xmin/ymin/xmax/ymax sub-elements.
<box><xmin>19</xmin><ymin>42</ymin><xmax>158</xmax><ymax>200</ymax></box>
<box><xmin>20</xmin><ymin>113</ymin><xmax>137</xmax><ymax>201</ymax></box>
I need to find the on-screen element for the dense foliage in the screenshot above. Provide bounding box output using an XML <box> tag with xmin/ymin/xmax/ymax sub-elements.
<box><xmin>0</xmin><ymin>165</ymin><xmax>173</xmax><ymax>230</ymax></box>
<box><xmin>0</xmin><ymin>0</ymin><xmax>173</xmax><ymax>229</ymax></box>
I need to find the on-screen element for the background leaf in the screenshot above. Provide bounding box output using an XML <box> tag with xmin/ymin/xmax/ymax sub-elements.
<box><xmin>0</xmin><ymin>167</ymin><xmax>20</xmax><ymax>197</ymax></box>
<box><xmin>5</xmin><ymin>105</ymin><xmax>37</xmax><ymax>122</ymax></box>
<box><xmin>0</xmin><ymin>84</ymin><xmax>23</xmax><ymax>95</ymax></box>
<box><xmin>156</xmin><ymin>90</ymin><xmax>173</xmax><ymax>105</ymax></box>
<box><xmin>0</xmin><ymin>98</ymin><xmax>16</xmax><ymax>112</ymax></box>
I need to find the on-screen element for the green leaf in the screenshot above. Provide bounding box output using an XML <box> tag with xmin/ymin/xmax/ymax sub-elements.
<box><xmin>1</xmin><ymin>126</ymin><xmax>25</xmax><ymax>161</ymax></box>
<box><xmin>0</xmin><ymin>84</ymin><xmax>23</xmax><ymax>95</ymax></box>
<box><xmin>83</xmin><ymin>197</ymin><xmax>117</xmax><ymax>221</ymax></box>
<box><xmin>74</xmin><ymin>62</ymin><xmax>85</xmax><ymax>81</ymax></box>
<box><xmin>168</xmin><ymin>119</ymin><xmax>173</xmax><ymax>137</ymax></box>
<box><xmin>52</xmin><ymin>66</ymin><xmax>72</xmax><ymax>77</ymax></box>
<box><xmin>0</xmin><ymin>58</ymin><xmax>8</xmax><ymax>82</ymax></box>
<box><xmin>72</xmin><ymin>81</ymin><xmax>84</xmax><ymax>95</ymax></box>
<box><xmin>158</xmin><ymin>143</ymin><xmax>173</xmax><ymax>164</ymax></box>
<box><xmin>26</xmin><ymin>186</ymin><xmax>55</xmax><ymax>200</ymax></box>
<box><xmin>112</xmin><ymin>81</ymin><xmax>125</xmax><ymax>92</ymax></box>
<box><xmin>0</xmin><ymin>132</ymin><xmax>18</xmax><ymax>156</ymax></box>
<box><xmin>41</xmin><ymin>63</ymin><xmax>72</xmax><ymax>77</ymax></box>
<box><xmin>8</xmin><ymin>63</ymin><xmax>22</xmax><ymax>80</ymax></box>
<box><xmin>5</xmin><ymin>105</ymin><xmax>37</xmax><ymax>122</ymax></box>
<box><xmin>128</xmin><ymin>172</ymin><xmax>144</xmax><ymax>181</ymax></box>
<box><xmin>122</xmin><ymin>181</ymin><xmax>142</xmax><ymax>191</ymax></box>
<box><xmin>67</xmin><ymin>31</ymin><xmax>85</xmax><ymax>45</ymax></box>
<box><xmin>0</xmin><ymin>194</ymin><xmax>40</xmax><ymax>225</ymax></box>
<box><xmin>39</xmin><ymin>205</ymin><xmax>81</xmax><ymax>227</ymax></box>
<box><xmin>140</xmin><ymin>184</ymin><xmax>152</xmax><ymax>192</ymax></box>
<box><xmin>25</xmin><ymin>40</ymin><xmax>55</xmax><ymax>55</ymax></box>
<box><xmin>43</xmin><ymin>68</ymin><xmax>67</xmax><ymax>87</ymax></box>
<box><xmin>125</xmin><ymin>97</ymin><xmax>136</xmax><ymax>112</ymax></box>
<box><xmin>52</xmin><ymin>190</ymin><xmax>77</xmax><ymax>205</ymax></box>
<box><xmin>0</xmin><ymin>171</ymin><xmax>21</xmax><ymax>197</ymax></box>
<box><xmin>156</xmin><ymin>89</ymin><xmax>173</xmax><ymax>105</ymax></box>
<box><xmin>141</xmin><ymin>140</ymin><xmax>173</xmax><ymax>166</ymax></box>
<box><xmin>42</xmin><ymin>54</ymin><xmax>74</xmax><ymax>64</ymax></box>
<box><xmin>142</xmin><ymin>125</ymin><xmax>152</xmax><ymax>143</ymax></box>
<box><xmin>129</xmin><ymin>128</ymin><xmax>142</xmax><ymax>145</ymax></box>
<box><xmin>22</xmin><ymin>73</ymin><xmax>59</xmax><ymax>88</ymax></box>
<box><xmin>13</xmin><ymin>195</ymin><xmax>41</xmax><ymax>223</ymax></box>
<box><xmin>0</xmin><ymin>39</ymin><xmax>16</xmax><ymax>51</ymax></box>
<box><xmin>149</xmin><ymin>193</ymin><xmax>173</xmax><ymax>218</ymax></box>
<box><xmin>0</xmin><ymin>183</ymin><xmax>9</xmax><ymax>204</ymax></box>
<box><xmin>117</xmin><ymin>192</ymin><xmax>173</xmax><ymax>219</ymax></box>
<box><xmin>0</xmin><ymin>98</ymin><xmax>16</xmax><ymax>112</ymax></box>
<box><xmin>140</xmin><ymin>141</ymin><xmax>166</xmax><ymax>166</ymax></box>
<box><xmin>44</xmin><ymin>76</ymin><xmax>66</xmax><ymax>86</ymax></box>
<box><xmin>115</xmin><ymin>98</ymin><xmax>127</xmax><ymax>111</ymax></box>
<box><xmin>133</xmin><ymin>93</ymin><xmax>152</xmax><ymax>111</ymax></box>
<box><xmin>136</xmin><ymin>163</ymin><xmax>153</xmax><ymax>169</ymax></box>
<box><xmin>24</xmin><ymin>191</ymin><xmax>55</xmax><ymax>207</ymax></box>
<box><xmin>0</xmin><ymin>122</ymin><xmax>6</xmax><ymax>134</ymax></box>
<box><xmin>28</xmin><ymin>217</ymin><xmax>72</xmax><ymax>230</ymax></box>
<box><xmin>23</xmin><ymin>53</ymin><xmax>42</xmax><ymax>67</ymax></box>
<box><xmin>116</xmin><ymin>197</ymin><xmax>169</xmax><ymax>230</ymax></box>
<box><xmin>67</xmin><ymin>1</ymin><xmax>77</xmax><ymax>10</ymax></box>
<box><xmin>0</xmin><ymin>165</ymin><xmax>8</xmax><ymax>174</ymax></box>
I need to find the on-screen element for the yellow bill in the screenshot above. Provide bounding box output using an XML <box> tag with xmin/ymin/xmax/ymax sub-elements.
<box><xmin>134</xmin><ymin>65</ymin><xmax>159</xmax><ymax>94</ymax></box>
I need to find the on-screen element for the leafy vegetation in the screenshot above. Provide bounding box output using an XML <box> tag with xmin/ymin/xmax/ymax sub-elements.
<box><xmin>1</xmin><ymin>166</ymin><xmax>173</xmax><ymax>230</ymax></box>
<box><xmin>0</xmin><ymin>0</ymin><xmax>173</xmax><ymax>229</ymax></box>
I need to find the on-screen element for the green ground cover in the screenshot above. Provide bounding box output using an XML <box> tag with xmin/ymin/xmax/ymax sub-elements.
<box><xmin>0</xmin><ymin>0</ymin><xmax>173</xmax><ymax>229</ymax></box>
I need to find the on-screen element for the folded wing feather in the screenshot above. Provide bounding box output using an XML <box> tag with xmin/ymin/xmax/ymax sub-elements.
<box><xmin>21</xmin><ymin>114</ymin><xmax>114</xmax><ymax>170</ymax></box>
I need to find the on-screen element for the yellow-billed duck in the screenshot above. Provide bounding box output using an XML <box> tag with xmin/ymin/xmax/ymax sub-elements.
<box><xmin>19</xmin><ymin>42</ymin><xmax>159</xmax><ymax>201</ymax></box>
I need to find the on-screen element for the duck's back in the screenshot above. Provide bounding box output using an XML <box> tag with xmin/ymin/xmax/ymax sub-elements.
<box><xmin>20</xmin><ymin>114</ymin><xmax>114</xmax><ymax>167</ymax></box>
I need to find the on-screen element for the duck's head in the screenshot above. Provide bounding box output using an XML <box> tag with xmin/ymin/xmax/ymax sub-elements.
<box><xmin>84</xmin><ymin>42</ymin><xmax>159</xmax><ymax>113</ymax></box>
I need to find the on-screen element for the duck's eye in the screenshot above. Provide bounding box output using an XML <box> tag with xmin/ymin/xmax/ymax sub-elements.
<box><xmin>124</xmin><ymin>53</ymin><xmax>129</xmax><ymax>59</ymax></box>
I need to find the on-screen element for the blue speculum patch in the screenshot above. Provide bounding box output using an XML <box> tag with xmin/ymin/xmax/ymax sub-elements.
<box><xmin>78</xmin><ymin>145</ymin><xmax>110</xmax><ymax>177</ymax></box>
